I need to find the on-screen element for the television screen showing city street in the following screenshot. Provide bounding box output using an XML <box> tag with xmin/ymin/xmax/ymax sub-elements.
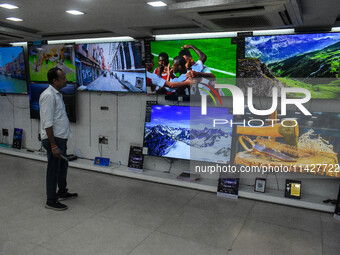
<box><xmin>75</xmin><ymin>41</ymin><xmax>146</xmax><ymax>92</ymax></box>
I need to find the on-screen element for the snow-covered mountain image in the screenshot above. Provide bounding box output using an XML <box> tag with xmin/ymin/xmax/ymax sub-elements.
<box><xmin>144</xmin><ymin>105</ymin><xmax>233</xmax><ymax>163</ymax></box>
<box><xmin>246</xmin><ymin>33</ymin><xmax>340</xmax><ymax>64</ymax></box>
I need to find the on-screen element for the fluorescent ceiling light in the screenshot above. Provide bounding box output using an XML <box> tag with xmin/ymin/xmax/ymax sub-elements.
<box><xmin>66</xmin><ymin>10</ymin><xmax>85</xmax><ymax>15</ymax></box>
<box><xmin>6</xmin><ymin>17</ymin><xmax>23</xmax><ymax>22</ymax></box>
<box><xmin>253</xmin><ymin>29</ymin><xmax>295</xmax><ymax>36</ymax></box>
<box><xmin>147</xmin><ymin>1</ymin><xmax>167</xmax><ymax>7</ymax></box>
<box><xmin>0</xmin><ymin>3</ymin><xmax>18</xmax><ymax>9</ymax></box>
<box><xmin>10</xmin><ymin>42</ymin><xmax>27</xmax><ymax>47</ymax></box>
<box><xmin>48</xmin><ymin>36</ymin><xmax>134</xmax><ymax>44</ymax></box>
<box><xmin>155</xmin><ymin>32</ymin><xmax>237</xmax><ymax>40</ymax></box>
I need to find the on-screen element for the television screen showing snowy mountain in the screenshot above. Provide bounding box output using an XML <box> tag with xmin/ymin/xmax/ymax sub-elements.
<box><xmin>238</xmin><ymin>32</ymin><xmax>340</xmax><ymax>99</ymax></box>
<box><xmin>144</xmin><ymin>105</ymin><xmax>233</xmax><ymax>163</ymax></box>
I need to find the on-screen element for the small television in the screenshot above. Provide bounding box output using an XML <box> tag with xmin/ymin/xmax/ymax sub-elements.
<box><xmin>75</xmin><ymin>41</ymin><xmax>146</xmax><ymax>92</ymax></box>
<box><xmin>238</xmin><ymin>32</ymin><xmax>340</xmax><ymax>99</ymax></box>
<box><xmin>147</xmin><ymin>37</ymin><xmax>237</xmax><ymax>96</ymax></box>
<box><xmin>29</xmin><ymin>83</ymin><xmax>76</xmax><ymax>123</ymax></box>
<box><xmin>143</xmin><ymin>105</ymin><xmax>233</xmax><ymax>164</ymax></box>
<box><xmin>28</xmin><ymin>43</ymin><xmax>76</xmax><ymax>82</ymax></box>
<box><xmin>0</xmin><ymin>46</ymin><xmax>27</xmax><ymax>94</ymax></box>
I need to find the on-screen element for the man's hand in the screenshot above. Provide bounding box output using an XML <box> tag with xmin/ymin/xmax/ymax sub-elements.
<box><xmin>186</xmin><ymin>70</ymin><xmax>199</xmax><ymax>78</ymax></box>
<box><xmin>182</xmin><ymin>45</ymin><xmax>192</xmax><ymax>49</ymax></box>
<box><xmin>52</xmin><ymin>147</ymin><xmax>62</xmax><ymax>158</ymax></box>
<box><xmin>167</xmin><ymin>64</ymin><xmax>173</xmax><ymax>81</ymax></box>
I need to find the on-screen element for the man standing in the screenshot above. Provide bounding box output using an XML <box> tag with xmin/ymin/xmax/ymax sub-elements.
<box><xmin>40</xmin><ymin>67</ymin><xmax>77</xmax><ymax>211</ymax></box>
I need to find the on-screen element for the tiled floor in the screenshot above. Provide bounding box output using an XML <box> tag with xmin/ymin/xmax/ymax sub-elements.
<box><xmin>0</xmin><ymin>153</ymin><xmax>339</xmax><ymax>255</ymax></box>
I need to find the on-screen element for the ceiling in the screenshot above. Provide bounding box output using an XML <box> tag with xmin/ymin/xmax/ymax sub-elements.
<box><xmin>0</xmin><ymin>0</ymin><xmax>339</xmax><ymax>43</ymax></box>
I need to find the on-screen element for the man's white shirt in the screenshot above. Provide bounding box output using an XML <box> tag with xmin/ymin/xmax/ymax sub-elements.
<box><xmin>39</xmin><ymin>85</ymin><xmax>71</xmax><ymax>140</ymax></box>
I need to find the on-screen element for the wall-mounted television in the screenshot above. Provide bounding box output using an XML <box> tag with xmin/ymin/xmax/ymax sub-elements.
<box><xmin>147</xmin><ymin>37</ymin><xmax>236</xmax><ymax>96</ymax></box>
<box><xmin>238</xmin><ymin>32</ymin><xmax>340</xmax><ymax>99</ymax></box>
<box><xmin>29</xmin><ymin>83</ymin><xmax>76</xmax><ymax>123</ymax></box>
<box><xmin>75</xmin><ymin>41</ymin><xmax>146</xmax><ymax>92</ymax></box>
<box><xmin>143</xmin><ymin>105</ymin><xmax>233</xmax><ymax>164</ymax></box>
<box><xmin>0</xmin><ymin>46</ymin><xmax>27</xmax><ymax>94</ymax></box>
<box><xmin>232</xmin><ymin>111</ymin><xmax>340</xmax><ymax>178</ymax></box>
<box><xmin>28</xmin><ymin>43</ymin><xmax>76</xmax><ymax>82</ymax></box>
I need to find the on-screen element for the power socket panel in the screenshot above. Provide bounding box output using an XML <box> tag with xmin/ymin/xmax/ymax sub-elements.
<box><xmin>98</xmin><ymin>136</ymin><xmax>108</xmax><ymax>144</ymax></box>
<box><xmin>2</xmin><ymin>128</ymin><xmax>8</xmax><ymax>136</ymax></box>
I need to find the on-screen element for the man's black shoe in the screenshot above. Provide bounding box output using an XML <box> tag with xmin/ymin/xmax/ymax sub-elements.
<box><xmin>45</xmin><ymin>201</ymin><xmax>68</xmax><ymax>211</ymax></box>
<box><xmin>58</xmin><ymin>192</ymin><xmax>78</xmax><ymax>201</ymax></box>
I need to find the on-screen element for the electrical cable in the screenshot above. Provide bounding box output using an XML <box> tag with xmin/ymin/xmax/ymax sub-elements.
<box><xmin>5</xmin><ymin>95</ymin><xmax>30</xmax><ymax>109</ymax></box>
<box><xmin>164</xmin><ymin>158</ymin><xmax>176</xmax><ymax>173</ymax></box>
<box><xmin>275</xmin><ymin>173</ymin><xmax>279</xmax><ymax>190</ymax></box>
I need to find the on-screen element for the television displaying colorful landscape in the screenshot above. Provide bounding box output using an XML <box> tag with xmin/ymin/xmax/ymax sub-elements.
<box><xmin>144</xmin><ymin>105</ymin><xmax>233</xmax><ymax>164</ymax></box>
<box><xmin>238</xmin><ymin>32</ymin><xmax>340</xmax><ymax>99</ymax></box>
<box><xmin>0</xmin><ymin>47</ymin><xmax>27</xmax><ymax>94</ymax></box>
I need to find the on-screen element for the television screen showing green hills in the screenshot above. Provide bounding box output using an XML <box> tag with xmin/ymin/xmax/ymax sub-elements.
<box><xmin>150</xmin><ymin>38</ymin><xmax>237</xmax><ymax>96</ymax></box>
<box><xmin>239</xmin><ymin>33</ymin><xmax>340</xmax><ymax>99</ymax></box>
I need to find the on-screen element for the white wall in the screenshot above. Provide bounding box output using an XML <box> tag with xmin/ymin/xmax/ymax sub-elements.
<box><xmin>0</xmin><ymin>92</ymin><xmax>339</xmax><ymax>199</ymax></box>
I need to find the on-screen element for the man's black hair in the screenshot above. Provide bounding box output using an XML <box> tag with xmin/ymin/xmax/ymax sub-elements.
<box><xmin>179</xmin><ymin>48</ymin><xmax>192</xmax><ymax>58</ymax></box>
<box><xmin>158</xmin><ymin>52</ymin><xmax>169</xmax><ymax>62</ymax></box>
<box><xmin>47</xmin><ymin>67</ymin><xmax>63</xmax><ymax>84</ymax></box>
<box><xmin>173</xmin><ymin>56</ymin><xmax>187</xmax><ymax>74</ymax></box>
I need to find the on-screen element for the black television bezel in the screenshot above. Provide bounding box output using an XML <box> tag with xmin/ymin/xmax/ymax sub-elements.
<box><xmin>28</xmin><ymin>82</ymin><xmax>77</xmax><ymax>123</ymax></box>
<box><xmin>142</xmin><ymin>103</ymin><xmax>234</xmax><ymax>164</ymax></box>
<box><xmin>75</xmin><ymin>40</ymin><xmax>147</xmax><ymax>93</ymax></box>
<box><xmin>0</xmin><ymin>46</ymin><xmax>28</xmax><ymax>95</ymax></box>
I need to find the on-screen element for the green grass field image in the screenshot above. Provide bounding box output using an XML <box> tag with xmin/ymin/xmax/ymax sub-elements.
<box><xmin>151</xmin><ymin>38</ymin><xmax>237</xmax><ymax>95</ymax></box>
<box><xmin>29</xmin><ymin>55</ymin><xmax>76</xmax><ymax>82</ymax></box>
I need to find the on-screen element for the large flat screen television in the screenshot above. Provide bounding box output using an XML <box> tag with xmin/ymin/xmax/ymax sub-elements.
<box><xmin>232</xmin><ymin>110</ymin><xmax>340</xmax><ymax>178</ymax></box>
<box><xmin>75</xmin><ymin>41</ymin><xmax>146</xmax><ymax>92</ymax></box>
<box><xmin>0</xmin><ymin>46</ymin><xmax>27</xmax><ymax>94</ymax></box>
<box><xmin>29</xmin><ymin>83</ymin><xmax>76</xmax><ymax>123</ymax></box>
<box><xmin>147</xmin><ymin>37</ymin><xmax>236</xmax><ymax>96</ymax></box>
<box><xmin>28</xmin><ymin>43</ymin><xmax>76</xmax><ymax>82</ymax></box>
<box><xmin>143</xmin><ymin>105</ymin><xmax>233</xmax><ymax>164</ymax></box>
<box><xmin>238</xmin><ymin>32</ymin><xmax>340</xmax><ymax>99</ymax></box>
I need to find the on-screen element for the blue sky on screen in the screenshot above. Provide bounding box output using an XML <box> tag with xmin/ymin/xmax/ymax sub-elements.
<box><xmin>146</xmin><ymin>105</ymin><xmax>233</xmax><ymax>131</ymax></box>
<box><xmin>0</xmin><ymin>47</ymin><xmax>23</xmax><ymax>66</ymax></box>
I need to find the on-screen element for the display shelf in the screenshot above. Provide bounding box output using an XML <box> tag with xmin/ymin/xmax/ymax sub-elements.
<box><xmin>0</xmin><ymin>147</ymin><xmax>335</xmax><ymax>213</ymax></box>
<box><xmin>239</xmin><ymin>185</ymin><xmax>335</xmax><ymax>213</ymax></box>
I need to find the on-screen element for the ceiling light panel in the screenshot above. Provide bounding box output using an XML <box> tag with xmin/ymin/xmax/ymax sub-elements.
<box><xmin>66</xmin><ymin>10</ymin><xmax>85</xmax><ymax>15</ymax></box>
<box><xmin>147</xmin><ymin>1</ymin><xmax>167</xmax><ymax>7</ymax></box>
<box><xmin>0</xmin><ymin>3</ymin><xmax>18</xmax><ymax>9</ymax></box>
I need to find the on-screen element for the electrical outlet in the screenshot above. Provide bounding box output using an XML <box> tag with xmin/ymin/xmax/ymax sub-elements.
<box><xmin>2</xmin><ymin>129</ymin><xmax>8</xmax><ymax>136</ymax></box>
<box><xmin>99</xmin><ymin>136</ymin><xmax>108</xmax><ymax>144</ymax></box>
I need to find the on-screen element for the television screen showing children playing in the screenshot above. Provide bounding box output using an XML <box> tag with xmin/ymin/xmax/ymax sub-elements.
<box><xmin>147</xmin><ymin>38</ymin><xmax>236</xmax><ymax>96</ymax></box>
